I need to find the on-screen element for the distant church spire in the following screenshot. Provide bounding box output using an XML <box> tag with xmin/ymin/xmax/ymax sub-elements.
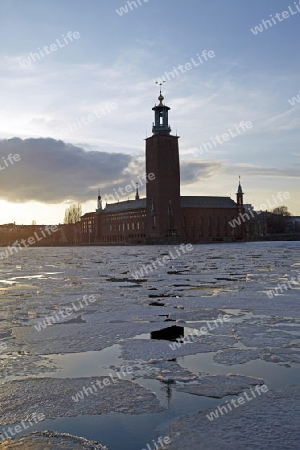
<box><xmin>237</xmin><ymin>175</ymin><xmax>243</xmax><ymax>194</ymax></box>
<box><xmin>236</xmin><ymin>176</ymin><xmax>244</xmax><ymax>208</ymax></box>
<box><xmin>135</xmin><ymin>182</ymin><xmax>140</xmax><ymax>200</ymax></box>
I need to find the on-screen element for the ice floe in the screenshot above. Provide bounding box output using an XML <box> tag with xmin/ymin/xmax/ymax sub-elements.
<box><xmin>0</xmin><ymin>431</ymin><xmax>107</xmax><ymax>449</ymax></box>
<box><xmin>165</xmin><ymin>385</ymin><xmax>300</xmax><ymax>450</ymax></box>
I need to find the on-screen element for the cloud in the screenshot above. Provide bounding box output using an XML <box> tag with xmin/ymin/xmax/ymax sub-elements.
<box><xmin>180</xmin><ymin>160</ymin><xmax>223</xmax><ymax>185</ymax></box>
<box><xmin>226</xmin><ymin>163</ymin><xmax>300</xmax><ymax>179</ymax></box>
<box><xmin>0</xmin><ymin>137</ymin><xmax>226</xmax><ymax>205</ymax></box>
<box><xmin>0</xmin><ymin>138</ymin><xmax>133</xmax><ymax>203</ymax></box>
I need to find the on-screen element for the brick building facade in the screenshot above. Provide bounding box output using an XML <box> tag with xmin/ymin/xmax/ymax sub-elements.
<box><xmin>80</xmin><ymin>91</ymin><xmax>244</xmax><ymax>244</ymax></box>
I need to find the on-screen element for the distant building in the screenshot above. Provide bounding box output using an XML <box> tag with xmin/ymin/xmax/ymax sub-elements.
<box><xmin>81</xmin><ymin>91</ymin><xmax>245</xmax><ymax>244</ymax></box>
<box><xmin>288</xmin><ymin>216</ymin><xmax>300</xmax><ymax>233</ymax></box>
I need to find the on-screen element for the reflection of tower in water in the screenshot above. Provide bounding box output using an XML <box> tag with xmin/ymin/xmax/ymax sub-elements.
<box><xmin>161</xmin><ymin>379</ymin><xmax>173</xmax><ymax>408</ymax></box>
<box><xmin>150</xmin><ymin>326</ymin><xmax>184</xmax><ymax>341</ymax></box>
<box><xmin>150</xmin><ymin>324</ymin><xmax>185</xmax><ymax>408</ymax></box>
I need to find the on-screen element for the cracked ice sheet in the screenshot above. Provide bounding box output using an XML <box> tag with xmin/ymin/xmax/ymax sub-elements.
<box><xmin>117</xmin><ymin>361</ymin><xmax>264</xmax><ymax>398</ymax></box>
<box><xmin>173</xmin><ymin>374</ymin><xmax>264</xmax><ymax>398</ymax></box>
<box><xmin>165</xmin><ymin>385</ymin><xmax>300</xmax><ymax>450</ymax></box>
<box><xmin>0</xmin><ymin>352</ymin><xmax>57</xmax><ymax>379</ymax></box>
<box><xmin>1</xmin><ymin>244</ymin><xmax>299</xmax><ymax>327</ymax></box>
<box><xmin>234</xmin><ymin>323</ymin><xmax>297</xmax><ymax>348</ymax></box>
<box><xmin>213</xmin><ymin>349</ymin><xmax>262</xmax><ymax>365</ymax></box>
<box><xmin>214</xmin><ymin>345</ymin><xmax>300</xmax><ymax>366</ymax></box>
<box><xmin>178</xmin><ymin>320</ymin><xmax>234</xmax><ymax>337</ymax></box>
<box><xmin>120</xmin><ymin>335</ymin><xmax>237</xmax><ymax>361</ymax></box>
<box><xmin>211</xmin><ymin>318</ymin><xmax>300</xmax><ymax>366</ymax></box>
<box><xmin>261</xmin><ymin>348</ymin><xmax>300</xmax><ymax>364</ymax></box>
<box><xmin>1</xmin><ymin>243</ymin><xmax>299</xmax><ymax>362</ymax></box>
<box><xmin>166</xmin><ymin>308</ymin><xmax>232</xmax><ymax>322</ymax></box>
<box><xmin>111</xmin><ymin>359</ymin><xmax>198</xmax><ymax>382</ymax></box>
<box><xmin>0</xmin><ymin>377</ymin><xmax>163</xmax><ymax>425</ymax></box>
<box><xmin>164</xmin><ymin>291</ymin><xmax>300</xmax><ymax>316</ymax></box>
<box><xmin>1</xmin><ymin>431</ymin><xmax>107</xmax><ymax>449</ymax></box>
<box><xmin>0</xmin><ymin>243</ymin><xmax>297</xmax><ymax>300</ymax></box>
<box><xmin>9</xmin><ymin>319</ymin><xmax>170</xmax><ymax>355</ymax></box>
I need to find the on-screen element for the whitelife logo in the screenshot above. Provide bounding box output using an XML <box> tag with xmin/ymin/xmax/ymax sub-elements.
<box><xmin>0</xmin><ymin>412</ymin><xmax>45</xmax><ymax>441</ymax></box>
<box><xmin>71</xmin><ymin>366</ymin><xmax>133</xmax><ymax>402</ymax></box>
<box><xmin>266</xmin><ymin>274</ymin><xmax>300</xmax><ymax>299</ymax></box>
<box><xmin>19</xmin><ymin>31</ymin><xmax>81</xmax><ymax>67</ymax></box>
<box><xmin>34</xmin><ymin>295</ymin><xmax>97</xmax><ymax>331</ymax></box>
<box><xmin>288</xmin><ymin>89</ymin><xmax>300</xmax><ymax>106</ymax></box>
<box><xmin>228</xmin><ymin>191</ymin><xmax>290</xmax><ymax>228</ymax></box>
<box><xmin>156</xmin><ymin>50</ymin><xmax>215</xmax><ymax>85</ymax></box>
<box><xmin>59</xmin><ymin>102</ymin><xmax>118</xmax><ymax>138</ymax></box>
<box><xmin>250</xmin><ymin>2</ymin><xmax>300</xmax><ymax>35</ymax></box>
<box><xmin>116</xmin><ymin>0</ymin><xmax>150</xmax><ymax>16</ymax></box>
<box><xmin>0</xmin><ymin>153</ymin><xmax>21</xmax><ymax>171</ymax></box>
<box><xmin>206</xmin><ymin>385</ymin><xmax>269</xmax><ymax>421</ymax></box>
<box><xmin>140</xmin><ymin>435</ymin><xmax>171</xmax><ymax>450</ymax></box>
<box><xmin>131</xmin><ymin>244</ymin><xmax>193</xmax><ymax>280</ymax></box>
<box><xmin>0</xmin><ymin>226</ymin><xmax>58</xmax><ymax>260</ymax></box>
<box><xmin>192</xmin><ymin>121</ymin><xmax>253</xmax><ymax>157</ymax></box>
<box><xmin>104</xmin><ymin>173</ymin><xmax>155</xmax><ymax>203</ymax></box>
<box><xmin>169</xmin><ymin>314</ymin><xmax>231</xmax><ymax>351</ymax></box>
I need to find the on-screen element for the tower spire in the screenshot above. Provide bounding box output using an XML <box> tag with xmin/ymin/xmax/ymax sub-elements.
<box><xmin>135</xmin><ymin>182</ymin><xmax>140</xmax><ymax>200</ymax></box>
<box><xmin>97</xmin><ymin>189</ymin><xmax>102</xmax><ymax>211</ymax></box>
<box><xmin>152</xmin><ymin>81</ymin><xmax>171</xmax><ymax>136</ymax></box>
<box><xmin>155</xmin><ymin>80</ymin><xmax>166</xmax><ymax>96</ymax></box>
<box><xmin>237</xmin><ymin>175</ymin><xmax>243</xmax><ymax>194</ymax></box>
<box><xmin>236</xmin><ymin>175</ymin><xmax>244</xmax><ymax>208</ymax></box>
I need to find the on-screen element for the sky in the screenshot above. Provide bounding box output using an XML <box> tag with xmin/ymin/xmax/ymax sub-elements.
<box><xmin>0</xmin><ymin>0</ymin><xmax>299</xmax><ymax>224</ymax></box>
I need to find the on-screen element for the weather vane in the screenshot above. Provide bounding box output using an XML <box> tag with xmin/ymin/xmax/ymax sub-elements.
<box><xmin>155</xmin><ymin>80</ymin><xmax>166</xmax><ymax>94</ymax></box>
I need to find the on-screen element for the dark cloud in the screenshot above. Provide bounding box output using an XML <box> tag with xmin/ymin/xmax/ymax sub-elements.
<box><xmin>0</xmin><ymin>138</ymin><xmax>224</xmax><ymax>204</ymax></box>
<box><xmin>180</xmin><ymin>161</ymin><xmax>223</xmax><ymax>185</ymax></box>
<box><xmin>0</xmin><ymin>138</ymin><xmax>133</xmax><ymax>203</ymax></box>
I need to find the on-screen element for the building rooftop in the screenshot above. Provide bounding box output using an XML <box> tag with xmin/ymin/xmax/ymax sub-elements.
<box><xmin>100</xmin><ymin>196</ymin><xmax>237</xmax><ymax>213</ymax></box>
<box><xmin>104</xmin><ymin>198</ymin><xmax>146</xmax><ymax>213</ymax></box>
<box><xmin>181</xmin><ymin>196</ymin><xmax>237</xmax><ymax>209</ymax></box>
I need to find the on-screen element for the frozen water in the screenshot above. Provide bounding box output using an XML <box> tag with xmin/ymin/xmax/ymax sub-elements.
<box><xmin>173</xmin><ymin>374</ymin><xmax>264</xmax><ymax>398</ymax></box>
<box><xmin>165</xmin><ymin>385</ymin><xmax>300</xmax><ymax>450</ymax></box>
<box><xmin>0</xmin><ymin>352</ymin><xmax>57</xmax><ymax>379</ymax></box>
<box><xmin>0</xmin><ymin>242</ymin><xmax>299</xmax><ymax>449</ymax></box>
<box><xmin>1</xmin><ymin>431</ymin><xmax>107</xmax><ymax>449</ymax></box>
<box><xmin>214</xmin><ymin>348</ymin><xmax>263</xmax><ymax>365</ymax></box>
<box><xmin>120</xmin><ymin>335</ymin><xmax>237</xmax><ymax>360</ymax></box>
<box><xmin>0</xmin><ymin>377</ymin><xmax>163</xmax><ymax>425</ymax></box>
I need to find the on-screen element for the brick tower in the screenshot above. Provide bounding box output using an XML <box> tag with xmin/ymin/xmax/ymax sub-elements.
<box><xmin>146</xmin><ymin>89</ymin><xmax>181</xmax><ymax>241</ymax></box>
<box><xmin>236</xmin><ymin>176</ymin><xmax>245</xmax><ymax>239</ymax></box>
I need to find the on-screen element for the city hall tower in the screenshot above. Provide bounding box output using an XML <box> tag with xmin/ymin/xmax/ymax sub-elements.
<box><xmin>146</xmin><ymin>90</ymin><xmax>181</xmax><ymax>241</ymax></box>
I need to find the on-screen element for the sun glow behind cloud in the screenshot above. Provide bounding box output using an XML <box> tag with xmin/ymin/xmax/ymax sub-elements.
<box><xmin>0</xmin><ymin>0</ymin><xmax>299</xmax><ymax>222</ymax></box>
